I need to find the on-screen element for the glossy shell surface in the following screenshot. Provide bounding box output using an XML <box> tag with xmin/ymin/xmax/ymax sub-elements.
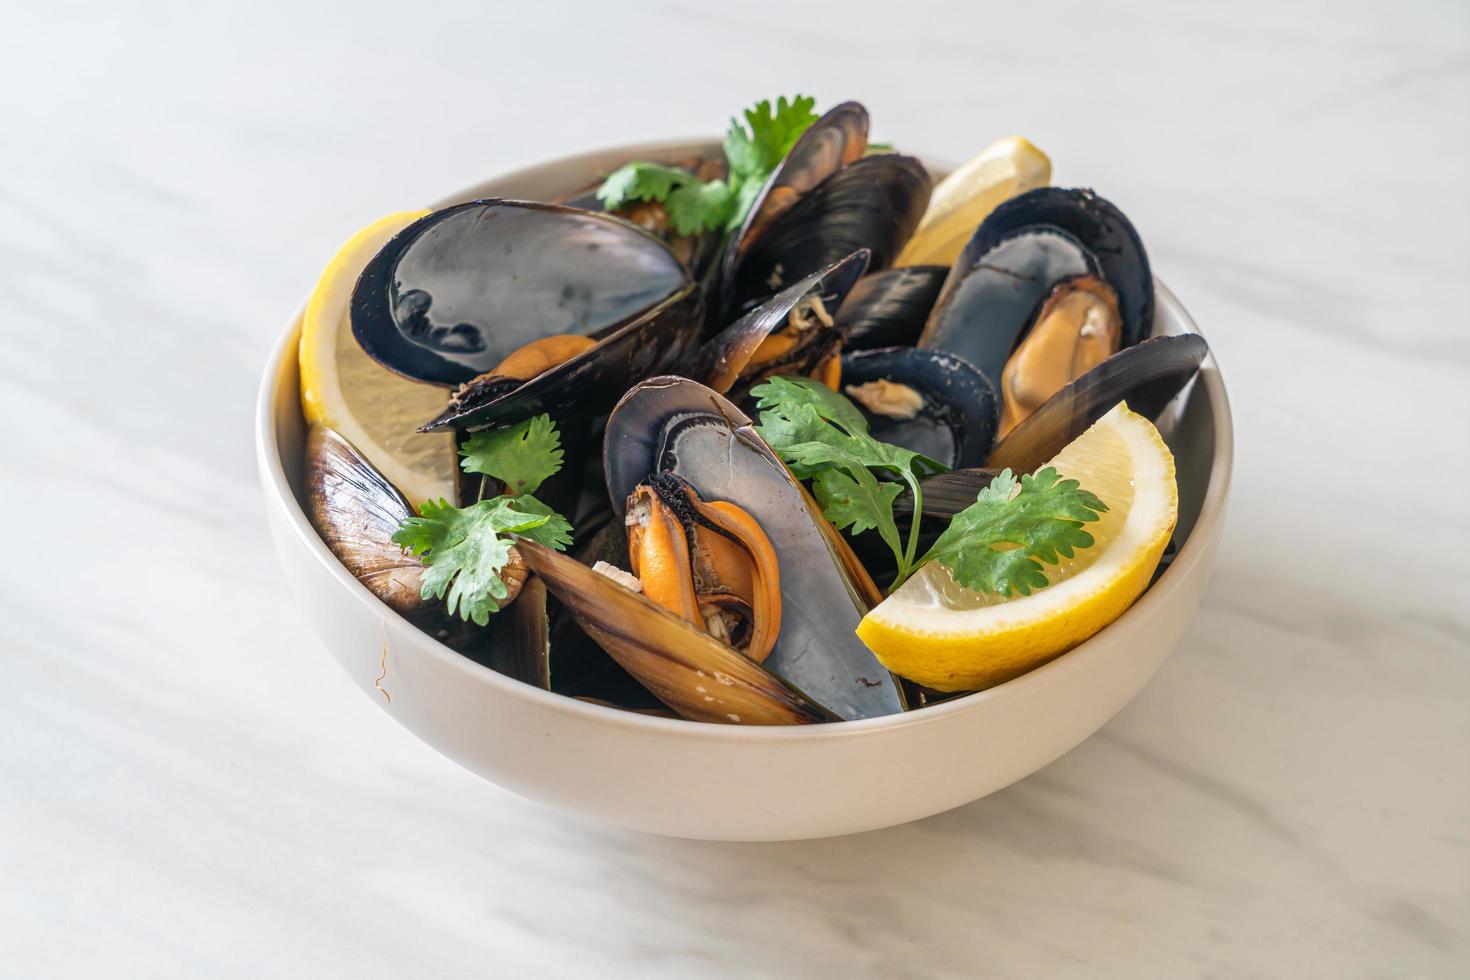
<box><xmin>604</xmin><ymin>376</ymin><xmax>905</xmax><ymax>720</ymax></box>
<box><xmin>352</xmin><ymin>200</ymin><xmax>690</xmax><ymax>386</ymax></box>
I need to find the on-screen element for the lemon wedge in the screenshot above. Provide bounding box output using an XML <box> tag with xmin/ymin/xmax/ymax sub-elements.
<box><xmin>299</xmin><ymin>211</ymin><xmax>459</xmax><ymax>507</ymax></box>
<box><xmin>895</xmin><ymin>135</ymin><xmax>1052</xmax><ymax>268</ymax></box>
<box><xmin>856</xmin><ymin>403</ymin><xmax>1177</xmax><ymax>691</ymax></box>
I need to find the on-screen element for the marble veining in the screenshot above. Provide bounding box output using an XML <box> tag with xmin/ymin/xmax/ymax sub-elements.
<box><xmin>2</xmin><ymin>0</ymin><xmax>1466</xmax><ymax>976</ymax></box>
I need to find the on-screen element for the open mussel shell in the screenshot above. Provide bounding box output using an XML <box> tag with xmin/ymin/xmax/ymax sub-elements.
<box><xmin>351</xmin><ymin>198</ymin><xmax>697</xmax><ymax>397</ymax></box>
<box><xmin>305</xmin><ymin>424</ymin><xmax>469</xmax><ymax>639</ymax></box>
<box><xmin>840</xmin><ymin>347</ymin><xmax>998</xmax><ymax>470</ymax></box>
<box><xmin>516</xmin><ymin>541</ymin><xmax>835</xmax><ymax>725</ymax></box>
<box><xmin>697</xmin><ymin>249</ymin><xmax>869</xmax><ymax>396</ymax></box>
<box><xmin>920</xmin><ymin>187</ymin><xmax>1153</xmax><ymax>386</ymax></box>
<box><xmin>730</xmin><ymin>154</ymin><xmax>932</xmax><ymax>314</ymax></box>
<box><xmin>421</xmin><ymin>284</ymin><xmax>703</xmax><ymax>431</ymax></box>
<box><xmin>604</xmin><ymin>376</ymin><xmax>906</xmax><ymax>720</ymax></box>
<box><xmin>835</xmin><ymin>265</ymin><xmax>948</xmax><ymax>350</ymax></box>
<box><xmin>721</xmin><ymin>101</ymin><xmax>869</xmax><ymax>290</ymax></box>
<box><xmin>986</xmin><ymin>334</ymin><xmax>1208</xmax><ymax>472</ymax></box>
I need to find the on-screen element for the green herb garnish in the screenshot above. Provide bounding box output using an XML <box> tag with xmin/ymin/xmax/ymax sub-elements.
<box><xmin>914</xmin><ymin>468</ymin><xmax>1107</xmax><ymax>596</ymax></box>
<box><xmin>393</xmin><ymin>496</ymin><xmax>571</xmax><ymax>625</ymax></box>
<box><xmin>752</xmin><ymin>376</ymin><xmax>943</xmax><ymax>584</ymax></box>
<box><xmin>460</xmin><ymin>413</ymin><xmax>564</xmax><ymax>496</ymax></box>
<box><xmin>595</xmin><ymin>95</ymin><xmax>820</xmax><ymax>235</ymax></box>
<box><xmin>751</xmin><ymin>377</ymin><xmax>1107</xmax><ymax>595</ymax></box>
<box><xmin>394</xmin><ymin>413</ymin><xmax>573</xmax><ymax>623</ymax></box>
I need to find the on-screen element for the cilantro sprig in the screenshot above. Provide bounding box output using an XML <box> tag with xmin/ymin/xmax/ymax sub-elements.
<box><xmin>752</xmin><ymin>376</ymin><xmax>943</xmax><ymax>583</ymax></box>
<box><xmin>460</xmin><ymin>413</ymin><xmax>564</xmax><ymax>496</ymax></box>
<box><xmin>595</xmin><ymin>95</ymin><xmax>819</xmax><ymax>236</ymax></box>
<box><xmin>915</xmin><ymin>468</ymin><xmax>1107</xmax><ymax>596</ymax></box>
<box><xmin>752</xmin><ymin>378</ymin><xmax>1108</xmax><ymax>596</ymax></box>
<box><xmin>393</xmin><ymin>414</ymin><xmax>573</xmax><ymax>624</ymax></box>
<box><xmin>394</xmin><ymin>496</ymin><xmax>571</xmax><ymax>625</ymax></box>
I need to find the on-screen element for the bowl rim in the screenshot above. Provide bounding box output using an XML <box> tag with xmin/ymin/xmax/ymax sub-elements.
<box><xmin>255</xmin><ymin>140</ymin><xmax>1234</xmax><ymax>744</ymax></box>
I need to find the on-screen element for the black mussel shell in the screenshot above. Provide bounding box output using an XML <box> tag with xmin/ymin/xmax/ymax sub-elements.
<box><xmin>900</xmin><ymin>468</ymin><xmax>1003</xmax><ymax>518</ymax></box>
<box><xmin>697</xmin><ymin>249</ymin><xmax>869</xmax><ymax>396</ymax></box>
<box><xmin>477</xmin><ymin>575</ymin><xmax>551</xmax><ymax>689</ymax></box>
<box><xmin>835</xmin><ymin>266</ymin><xmax>948</xmax><ymax>350</ymax></box>
<box><xmin>921</xmin><ymin>187</ymin><xmax>1153</xmax><ymax>386</ymax></box>
<box><xmin>352</xmin><ymin>200</ymin><xmax>692</xmax><ymax>387</ymax></box>
<box><xmin>722</xmin><ymin>101</ymin><xmax>869</xmax><ymax>286</ymax></box>
<box><xmin>986</xmin><ymin>334</ymin><xmax>1208</xmax><ymax>473</ymax></box>
<box><xmin>421</xmin><ymin>284</ymin><xmax>703</xmax><ymax>430</ymax></box>
<box><xmin>603</xmin><ymin>376</ymin><xmax>906</xmax><ymax>720</ymax></box>
<box><xmin>839</xmin><ymin>347</ymin><xmax>998</xmax><ymax>470</ymax></box>
<box><xmin>731</xmin><ymin>154</ymin><xmax>931</xmax><ymax>313</ymax></box>
<box><xmin>920</xmin><ymin>225</ymin><xmax>1099</xmax><ymax>384</ymax></box>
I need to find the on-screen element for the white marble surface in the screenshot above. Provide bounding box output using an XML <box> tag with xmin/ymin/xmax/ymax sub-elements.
<box><xmin>3</xmin><ymin>0</ymin><xmax>1467</xmax><ymax>975</ymax></box>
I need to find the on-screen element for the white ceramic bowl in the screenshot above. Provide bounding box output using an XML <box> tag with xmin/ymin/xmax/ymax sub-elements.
<box><xmin>255</xmin><ymin>141</ymin><xmax>1233</xmax><ymax>841</ymax></box>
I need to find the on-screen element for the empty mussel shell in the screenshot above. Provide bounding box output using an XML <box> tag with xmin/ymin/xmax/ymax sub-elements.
<box><xmin>304</xmin><ymin>423</ymin><xmax>500</xmax><ymax>643</ymax></box>
<box><xmin>697</xmin><ymin>249</ymin><xmax>869</xmax><ymax>396</ymax></box>
<box><xmin>306</xmin><ymin>424</ymin><xmax>431</xmax><ymax>617</ymax></box>
<box><xmin>835</xmin><ymin>265</ymin><xmax>948</xmax><ymax>350</ymax></box>
<box><xmin>730</xmin><ymin>154</ymin><xmax>932</xmax><ymax>313</ymax></box>
<box><xmin>517</xmin><ymin>541</ymin><xmax>835</xmax><ymax>725</ymax></box>
<box><xmin>921</xmin><ymin>187</ymin><xmax>1153</xmax><ymax>388</ymax></box>
<box><xmin>985</xmin><ymin>333</ymin><xmax>1208</xmax><ymax>472</ymax></box>
<box><xmin>603</xmin><ymin>376</ymin><xmax>906</xmax><ymax>720</ymax></box>
<box><xmin>840</xmin><ymin>347</ymin><xmax>999</xmax><ymax>471</ymax></box>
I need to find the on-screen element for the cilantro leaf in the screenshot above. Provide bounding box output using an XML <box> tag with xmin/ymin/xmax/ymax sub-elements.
<box><xmin>753</xmin><ymin>375</ymin><xmax>942</xmax><ymax>581</ymax></box>
<box><xmin>810</xmin><ymin>467</ymin><xmax>905</xmax><ymax>561</ymax></box>
<box><xmin>393</xmin><ymin>494</ymin><xmax>571</xmax><ymax>625</ymax></box>
<box><xmin>917</xmin><ymin>468</ymin><xmax>1108</xmax><ymax>597</ymax></box>
<box><xmin>459</xmin><ymin>414</ymin><xmax>563</xmax><ymax>496</ymax></box>
<box><xmin>594</xmin><ymin>95</ymin><xmax>818</xmax><ymax>236</ymax></box>
<box><xmin>754</xmin><ymin>373</ymin><xmax>870</xmax><ymax>435</ymax></box>
<box><xmin>725</xmin><ymin>95</ymin><xmax>819</xmax><ymax>180</ymax></box>
<box><xmin>752</xmin><ymin>376</ymin><xmax>946</xmax><ymax>477</ymax></box>
<box><xmin>725</xmin><ymin>177</ymin><xmax>767</xmax><ymax>233</ymax></box>
<box><xmin>595</xmin><ymin>162</ymin><xmax>697</xmax><ymax>212</ymax></box>
<box><xmin>502</xmin><ymin>493</ymin><xmax>574</xmax><ymax>551</ymax></box>
<box><xmin>666</xmin><ymin>179</ymin><xmax>735</xmax><ymax>236</ymax></box>
<box><xmin>751</xmin><ymin>378</ymin><xmax>1108</xmax><ymax>597</ymax></box>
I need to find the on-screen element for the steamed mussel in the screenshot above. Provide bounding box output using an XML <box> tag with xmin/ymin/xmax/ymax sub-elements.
<box><xmin>719</xmin><ymin>101</ymin><xmax>931</xmax><ymax>316</ymax></box>
<box><xmin>597</xmin><ymin>376</ymin><xmax>905</xmax><ymax>720</ymax></box>
<box><xmin>697</xmin><ymin>250</ymin><xmax>869</xmax><ymax>399</ymax></box>
<box><xmin>840</xmin><ymin>346</ymin><xmax>998</xmax><ymax>471</ymax></box>
<box><xmin>920</xmin><ymin>187</ymin><xmax>1154</xmax><ymax>440</ymax></box>
<box><xmin>297</xmin><ymin>93</ymin><xmax>1212</xmax><ymax>727</ymax></box>
<box><xmin>625</xmin><ymin>472</ymin><xmax>781</xmax><ymax>663</ymax></box>
<box><xmin>351</xmin><ymin>200</ymin><xmax>703</xmax><ymax>431</ymax></box>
